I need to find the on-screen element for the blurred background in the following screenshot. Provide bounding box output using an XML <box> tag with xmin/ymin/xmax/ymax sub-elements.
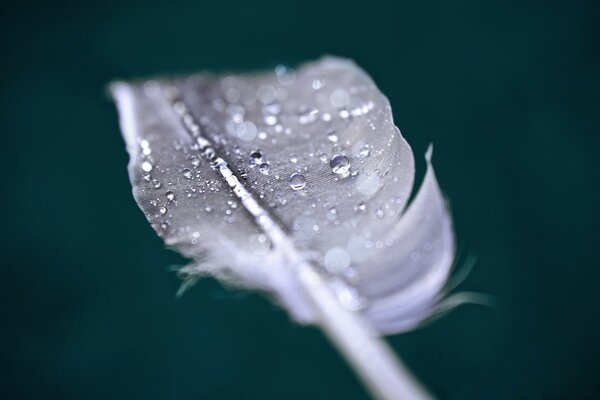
<box><xmin>1</xmin><ymin>1</ymin><xmax>599</xmax><ymax>399</ymax></box>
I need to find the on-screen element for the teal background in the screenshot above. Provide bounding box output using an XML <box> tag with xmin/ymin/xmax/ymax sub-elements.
<box><xmin>1</xmin><ymin>1</ymin><xmax>599</xmax><ymax>399</ymax></box>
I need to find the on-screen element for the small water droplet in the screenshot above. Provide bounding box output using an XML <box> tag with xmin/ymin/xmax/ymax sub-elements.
<box><xmin>250</xmin><ymin>150</ymin><xmax>263</xmax><ymax>165</ymax></box>
<box><xmin>332</xmin><ymin>144</ymin><xmax>345</xmax><ymax>154</ymax></box>
<box><xmin>152</xmin><ymin>179</ymin><xmax>161</xmax><ymax>189</ymax></box>
<box><xmin>259</xmin><ymin>162</ymin><xmax>270</xmax><ymax>175</ymax></box>
<box><xmin>205</xmin><ymin>206</ymin><xmax>213</xmax><ymax>213</ymax></box>
<box><xmin>359</xmin><ymin>145</ymin><xmax>370</xmax><ymax>157</ymax></box>
<box><xmin>166</xmin><ymin>191</ymin><xmax>175</xmax><ymax>202</ymax></box>
<box><xmin>375</xmin><ymin>207</ymin><xmax>385</xmax><ymax>218</ymax></box>
<box><xmin>203</xmin><ymin>147</ymin><xmax>216</xmax><ymax>159</ymax></box>
<box><xmin>159</xmin><ymin>206</ymin><xmax>168</xmax><ymax>215</ymax></box>
<box><xmin>182</xmin><ymin>169</ymin><xmax>192</xmax><ymax>179</ymax></box>
<box><xmin>327</xmin><ymin>130</ymin><xmax>338</xmax><ymax>143</ymax></box>
<box><xmin>356</xmin><ymin>202</ymin><xmax>366</xmax><ymax>212</ymax></box>
<box><xmin>289</xmin><ymin>155</ymin><xmax>298</xmax><ymax>163</ymax></box>
<box><xmin>191</xmin><ymin>155</ymin><xmax>201</xmax><ymax>166</ymax></box>
<box><xmin>319</xmin><ymin>153</ymin><xmax>328</xmax><ymax>163</ymax></box>
<box><xmin>330</xmin><ymin>154</ymin><xmax>351</xmax><ymax>177</ymax></box>
<box><xmin>289</xmin><ymin>173</ymin><xmax>306</xmax><ymax>190</ymax></box>
<box><xmin>264</xmin><ymin>115</ymin><xmax>278</xmax><ymax>126</ymax></box>
<box><xmin>141</xmin><ymin>161</ymin><xmax>153</xmax><ymax>173</ymax></box>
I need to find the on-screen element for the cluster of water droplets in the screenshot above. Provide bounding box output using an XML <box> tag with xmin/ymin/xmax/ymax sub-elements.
<box><xmin>133</xmin><ymin>61</ymin><xmax>408</xmax><ymax>308</ymax></box>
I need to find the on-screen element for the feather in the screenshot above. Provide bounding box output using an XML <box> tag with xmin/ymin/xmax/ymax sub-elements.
<box><xmin>110</xmin><ymin>57</ymin><xmax>457</xmax><ymax>400</ymax></box>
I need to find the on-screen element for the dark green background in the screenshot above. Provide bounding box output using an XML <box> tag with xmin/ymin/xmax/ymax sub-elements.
<box><xmin>2</xmin><ymin>1</ymin><xmax>599</xmax><ymax>399</ymax></box>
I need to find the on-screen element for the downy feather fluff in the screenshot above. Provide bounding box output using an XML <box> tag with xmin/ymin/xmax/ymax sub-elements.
<box><xmin>110</xmin><ymin>56</ymin><xmax>455</xmax><ymax>335</ymax></box>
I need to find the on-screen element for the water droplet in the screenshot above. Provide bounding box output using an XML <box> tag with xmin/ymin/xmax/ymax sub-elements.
<box><xmin>327</xmin><ymin>130</ymin><xmax>338</xmax><ymax>143</ymax></box>
<box><xmin>297</xmin><ymin>106</ymin><xmax>318</xmax><ymax>124</ymax></box>
<box><xmin>250</xmin><ymin>150</ymin><xmax>263</xmax><ymax>165</ymax></box>
<box><xmin>259</xmin><ymin>162</ymin><xmax>270</xmax><ymax>175</ymax></box>
<box><xmin>159</xmin><ymin>206</ymin><xmax>168</xmax><ymax>215</ymax></box>
<box><xmin>236</xmin><ymin>121</ymin><xmax>257</xmax><ymax>141</ymax></box>
<box><xmin>264</xmin><ymin>115</ymin><xmax>278</xmax><ymax>126</ymax></box>
<box><xmin>330</xmin><ymin>154</ymin><xmax>351</xmax><ymax>177</ymax></box>
<box><xmin>324</xmin><ymin>247</ymin><xmax>351</xmax><ymax>273</ymax></box>
<box><xmin>330</xmin><ymin>89</ymin><xmax>350</xmax><ymax>108</ymax></box>
<box><xmin>359</xmin><ymin>145</ymin><xmax>370</xmax><ymax>157</ymax></box>
<box><xmin>182</xmin><ymin>169</ymin><xmax>192</xmax><ymax>179</ymax></box>
<box><xmin>332</xmin><ymin>144</ymin><xmax>345</xmax><ymax>154</ymax></box>
<box><xmin>141</xmin><ymin>161</ymin><xmax>153</xmax><ymax>173</ymax></box>
<box><xmin>289</xmin><ymin>155</ymin><xmax>298</xmax><ymax>163</ymax></box>
<box><xmin>152</xmin><ymin>179</ymin><xmax>161</xmax><ymax>189</ymax></box>
<box><xmin>289</xmin><ymin>173</ymin><xmax>306</xmax><ymax>190</ymax></box>
<box><xmin>203</xmin><ymin>147</ymin><xmax>216</xmax><ymax>159</ymax></box>
<box><xmin>375</xmin><ymin>207</ymin><xmax>385</xmax><ymax>218</ymax></box>
<box><xmin>356</xmin><ymin>202</ymin><xmax>366</xmax><ymax>212</ymax></box>
<box><xmin>191</xmin><ymin>155</ymin><xmax>201</xmax><ymax>166</ymax></box>
<box><xmin>319</xmin><ymin>153</ymin><xmax>328</xmax><ymax>163</ymax></box>
<box><xmin>275</xmin><ymin>65</ymin><xmax>296</xmax><ymax>85</ymax></box>
<box><xmin>166</xmin><ymin>191</ymin><xmax>175</xmax><ymax>202</ymax></box>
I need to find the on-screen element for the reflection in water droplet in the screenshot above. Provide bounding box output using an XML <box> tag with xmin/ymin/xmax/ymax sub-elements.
<box><xmin>141</xmin><ymin>161</ymin><xmax>153</xmax><ymax>173</ymax></box>
<box><xmin>289</xmin><ymin>173</ymin><xmax>306</xmax><ymax>190</ymax></box>
<box><xmin>166</xmin><ymin>191</ymin><xmax>175</xmax><ymax>202</ymax></box>
<box><xmin>330</xmin><ymin>154</ymin><xmax>351</xmax><ymax>177</ymax></box>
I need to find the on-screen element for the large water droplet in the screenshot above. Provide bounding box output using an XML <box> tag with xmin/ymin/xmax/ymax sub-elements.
<box><xmin>182</xmin><ymin>169</ymin><xmax>192</xmax><ymax>179</ymax></box>
<box><xmin>166</xmin><ymin>191</ymin><xmax>175</xmax><ymax>202</ymax></box>
<box><xmin>159</xmin><ymin>206</ymin><xmax>168</xmax><ymax>215</ymax></box>
<box><xmin>289</xmin><ymin>173</ymin><xmax>306</xmax><ymax>190</ymax></box>
<box><xmin>330</xmin><ymin>154</ymin><xmax>350</xmax><ymax>177</ymax></box>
